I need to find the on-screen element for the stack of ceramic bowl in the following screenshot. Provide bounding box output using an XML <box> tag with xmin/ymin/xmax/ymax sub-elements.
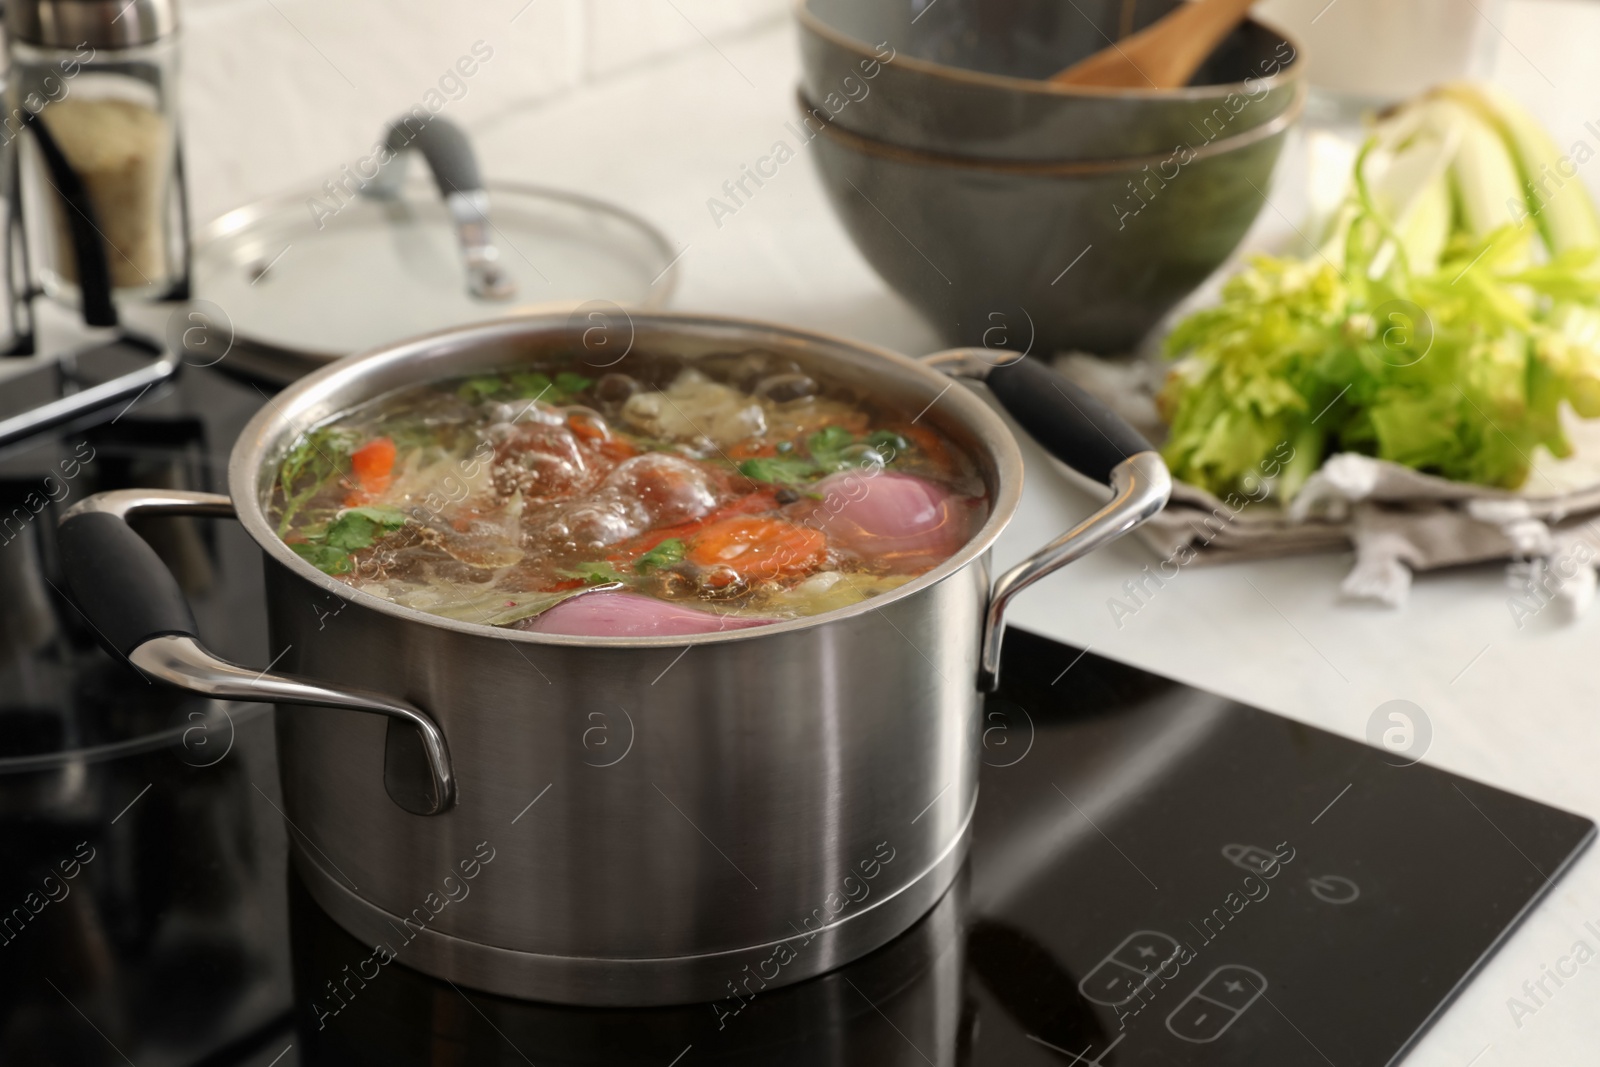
<box><xmin>796</xmin><ymin>0</ymin><xmax>1307</xmax><ymax>355</ymax></box>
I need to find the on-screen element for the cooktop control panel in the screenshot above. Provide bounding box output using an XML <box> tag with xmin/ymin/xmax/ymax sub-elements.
<box><xmin>962</xmin><ymin>630</ymin><xmax>1596</xmax><ymax>1066</ymax></box>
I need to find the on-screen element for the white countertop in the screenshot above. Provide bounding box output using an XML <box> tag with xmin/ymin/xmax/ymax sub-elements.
<box><xmin>461</xmin><ymin>9</ymin><xmax>1600</xmax><ymax>1063</ymax></box>
<box><xmin>35</xmin><ymin>2</ymin><xmax>1600</xmax><ymax>1060</ymax></box>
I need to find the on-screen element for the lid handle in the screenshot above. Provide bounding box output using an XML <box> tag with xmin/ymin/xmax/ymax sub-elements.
<box><xmin>363</xmin><ymin>115</ymin><xmax>516</xmax><ymax>302</ymax></box>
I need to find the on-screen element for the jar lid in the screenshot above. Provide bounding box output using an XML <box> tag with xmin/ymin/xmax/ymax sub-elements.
<box><xmin>7</xmin><ymin>0</ymin><xmax>177</xmax><ymax>50</ymax></box>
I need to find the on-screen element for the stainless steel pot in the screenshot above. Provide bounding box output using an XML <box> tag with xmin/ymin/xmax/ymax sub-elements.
<box><xmin>56</xmin><ymin>311</ymin><xmax>1169</xmax><ymax>1006</ymax></box>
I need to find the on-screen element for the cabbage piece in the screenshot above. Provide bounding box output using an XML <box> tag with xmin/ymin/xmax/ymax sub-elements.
<box><xmin>397</xmin><ymin>583</ymin><xmax>622</xmax><ymax>628</ymax></box>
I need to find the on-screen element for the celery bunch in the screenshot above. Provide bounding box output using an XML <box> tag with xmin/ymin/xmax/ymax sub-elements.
<box><xmin>1160</xmin><ymin>83</ymin><xmax>1600</xmax><ymax>499</ymax></box>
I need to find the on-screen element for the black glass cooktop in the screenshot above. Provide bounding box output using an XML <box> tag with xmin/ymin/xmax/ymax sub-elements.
<box><xmin>0</xmin><ymin>367</ymin><xmax>1592</xmax><ymax>1066</ymax></box>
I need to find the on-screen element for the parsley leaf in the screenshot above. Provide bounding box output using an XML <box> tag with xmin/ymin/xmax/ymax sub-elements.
<box><xmin>459</xmin><ymin>370</ymin><xmax>592</xmax><ymax>405</ymax></box>
<box><xmin>635</xmin><ymin>538</ymin><xmax>685</xmax><ymax>574</ymax></box>
<box><xmin>554</xmin><ymin>372</ymin><xmax>594</xmax><ymax>398</ymax></box>
<box><xmin>866</xmin><ymin>429</ymin><xmax>910</xmax><ymax>461</ymax></box>
<box><xmin>291</xmin><ymin>542</ymin><xmax>352</xmax><ymax>575</ymax></box>
<box><xmin>739</xmin><ymin>456</ymin><xmax>820</xmax><ymax>485</ymax></box>
<box><xmin>566</xmin><ymin>560</ymin><xmax>626</xmax><ymax>584</ymax></box>
<box><xmin>806</xmin><ymin>425</ymin><xmax>856</xmax><ymax>468</ymax></box>
<box><xmin>509</xmin><ymin>372</ymin><xmax>553</xmax><ymax>399</ymax></box>
<box><xmin>324</xmin><ymin>505</ymin><xmax>407</xmax><ymax>551</ymax></box>
<box><xmin>458</xmin><ymin>376</ymin><xmax>505</xmax><ymax>403</ymax></box>
<box><xmin>276</xmin><ymin>426</ymin><xmax>357</xmax><ymax>536</ymax></box>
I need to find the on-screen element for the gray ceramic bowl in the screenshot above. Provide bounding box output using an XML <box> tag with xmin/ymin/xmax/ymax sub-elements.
<box><xmin>797</xmin><ymin>0</ymin><xmax>1304</xmax><ymax>161</ymax></box>
<box><xmin>805</xmin><ymin>82</ymin><xmax>1305</xmax><ymax>354</ymax></box>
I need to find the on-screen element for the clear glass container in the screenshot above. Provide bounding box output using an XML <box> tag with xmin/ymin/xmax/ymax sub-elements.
<box><xmin>1256</xmin><ymin>0</ymin><xmax>1505</xmax><ymax>124</ymax></box>
<box><xmin>8</xmin><ymin>34</ymin><xmax>184</xmax><ymax>302</ymax></box>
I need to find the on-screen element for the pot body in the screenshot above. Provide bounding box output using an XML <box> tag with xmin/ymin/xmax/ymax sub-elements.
<box><xmin>201</xmin><ymin>312</ymin><xmax>1025</xmax><ymax>1006</ymax></box>
<box><xmin>58</xmin><ymin>312</ymin><xmax>1175</xmax><ymax>1006</ymax></box>
<box><xmin>267</xmin><ymin>540</ymin><xmax>984</xmax><ymax>1005</ymax></box>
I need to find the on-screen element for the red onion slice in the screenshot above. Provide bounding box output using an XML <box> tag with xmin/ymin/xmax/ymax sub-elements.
<box><xmin>808</xmin><ymin>472</ymin><xmax>977</xmax><ymax>570</ymax></box>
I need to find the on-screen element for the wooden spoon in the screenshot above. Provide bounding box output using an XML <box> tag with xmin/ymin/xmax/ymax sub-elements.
<box><xmin>1051</xmin><ymin>0</ymin><xmax>1259</xmax><ymax>89</ymax></box>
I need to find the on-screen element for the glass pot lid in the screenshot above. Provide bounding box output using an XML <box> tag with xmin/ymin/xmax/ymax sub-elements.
<box><xmin>193</xmin><ymin>180</ymin><xmax>681</xmax><ymax>361</ymax></box>
<box><xmin>189</xmin><ymin>118</ymin><xmax>681</xmax><ymax>372</ymax></box>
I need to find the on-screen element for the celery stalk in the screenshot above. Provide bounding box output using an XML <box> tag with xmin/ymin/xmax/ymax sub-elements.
<box><xmin>1357</xmin><ymin>100</ymin><xmax>1460</xmax><ymax>276</ymax></box>
<box><xmin>1437</xmin><ymin>82</ymin><xmax>1600</xmax><ymax>254</ymax></box>
<box><xmin>1396</xmin><ymin>171</ymin><xmax>1452</xmax><ymax>277</ymax></box>
<box><xmin>1443</xmin><ymin>97</ymin><xmax>1529</xmax><ymax>245</ymax></box>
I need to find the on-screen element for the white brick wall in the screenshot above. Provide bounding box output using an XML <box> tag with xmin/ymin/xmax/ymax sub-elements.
<box><xmin>179</xmin><ymin>0</ymin><xmax>787</xmax><ymax>222</ymax></box>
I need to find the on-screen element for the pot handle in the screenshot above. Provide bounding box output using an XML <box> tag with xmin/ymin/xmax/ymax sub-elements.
<box><xmin>56</xmin><ymin>490</ymin><xmax>456</xmax><ymax>816</ymax></box>
<box><xmin>922</xmin><ymin>350</ymin><xmax>1172</xmax><ymax>691</ymax></box>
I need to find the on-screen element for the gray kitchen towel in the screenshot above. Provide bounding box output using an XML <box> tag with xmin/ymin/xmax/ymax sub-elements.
<box><xmin>1135</xmin><ymin>453</ymin><xmax>1600</xmax><ymax>614</ymax></box>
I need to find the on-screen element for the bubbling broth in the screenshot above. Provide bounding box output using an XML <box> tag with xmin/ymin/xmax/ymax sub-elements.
<box><xmin>269</xmin><ymin>350</ymin><xmax>988</xmax><ymax>636</ymax></box>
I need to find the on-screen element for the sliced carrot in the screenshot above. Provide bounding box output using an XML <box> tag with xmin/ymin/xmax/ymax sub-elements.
<box><xmin>598</xmin><ymin>437</ymin><xmax>638</xmax><ymax>462</ymax></box>
<box><xmin>605</xmin><ymin>489</ymin><xmax>781</xmax><ymax>565</ymax></box>
<box><xmin>728</xmin><ymin>439</ymin><xmax>778</xmax><ymax>459</ymax></box>
<box><xmin>714</xmin><ymin>489</ymin><xmax>781</xmax><ymax>519</ymax></box>
<box><xmin>351</xmin><ymin>437</ymin><xmax>396</xmax><ymax>483</ymax></box>
<box><xmin>344</xmin><ymin>436</ymin><xmax>396</xmax><ymax>505</ymax></box>
<box><xmin>568</xmin><ymin>414</ymin><xmax>607</xmax><ymax>443</ymax></box>
<box><xmin>687</xmin><ymin>516</ymin><xmax>825</xmax><ymax>580</ymax></box>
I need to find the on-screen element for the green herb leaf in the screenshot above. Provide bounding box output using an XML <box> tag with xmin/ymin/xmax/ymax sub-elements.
<box><xmin>805</xmin><ymin>425</ymin><xmax>892</xmax><ymax>472</ymax></box>
<box><xmin>806</xmin><ymin>425</ymin><xmax>856</xmax><ymax>468</ymax></box>
<box><xmin>324</xmin><ymin>514</ymin><xmax>378</xmax><ymax>550</ymax></box>
<box><xmin>343</xmin><ymin>504</ymin><xmax>407</xmax><ymax>527</ymax></box>
<box><xmin>324</xmin><ymin>505</ymin><xmax>408</xmax><ymax>551</ymax></box>
<box><xmin>458</xmin><ymin>376</ymin><xmax>505</xmax><ymax>403</ymax></box>
<box><xmin>509</xmin><ymin>371</ymin><xmax>553</xmax><ymax>399</ymax></box>
<box><xmin>808</xmin><ymin>425</ymin><xmax>854</xmax><ymax>451</ymax></box>
<box><xmin>635</xmin><ymin>538</ymin><xmax>685</xmax><ymax>574</ymax></box>
<box><xmin>565</xmin><ymin>560</ymin><xmax>627</xmax><ymax>584</ymax></box>
<box><xmin>277</xmin><ymin>426</ymin><xmax>357</xmax><ymax>536</ymax></box>
<box><xmin>553</xmin><ymin>372</ymin><xmax>594</xmax><ymax>398</ymax></box>
<box><xmin>866</xmin><ymin>429</ymin><xmax>910</xmax><ymax>461</ymax></box>
<box><xmin>738</xmin><ymin>456</ymin><xmax>820</xmax><ymax>485</ymax></box>
<box><xmin>291</xmin><ymin>541</ymin><xmax>352</xmax><ymax>575</ymax></box>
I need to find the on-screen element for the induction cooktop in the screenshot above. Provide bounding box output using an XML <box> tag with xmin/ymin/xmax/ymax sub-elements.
<box><xmin>0</xmin><ymin>367</ymin><xmax>1592</xmax><ymax>1066</ymax></box>
<box><xmin>275</xmin><ymin>628</ymin><xmax>1592</xmax><ymax>1067</ymax></box>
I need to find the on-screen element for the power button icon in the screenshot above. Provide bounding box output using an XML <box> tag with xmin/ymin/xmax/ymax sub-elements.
<box><xmin>1308</xmin><ymin>874</ymin><xmax>1360</xmax><ymax>905</ymax></box>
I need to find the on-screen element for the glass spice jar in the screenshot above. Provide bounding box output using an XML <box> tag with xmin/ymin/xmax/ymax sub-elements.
<box><xmin>5</xmin><ymin>0</ymin><xmax>186</xmax><ymax>302</ymax></box>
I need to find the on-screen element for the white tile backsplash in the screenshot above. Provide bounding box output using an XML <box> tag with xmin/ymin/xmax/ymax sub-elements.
<box><xmin>178</xmin><ymin>0</ymin><xmax>785</xmax><ymax>222</ymax></box>
<box><xmin>584</xmin><ymin>0</ymin><xmax>787</xmax><ymax>78</ymax></box>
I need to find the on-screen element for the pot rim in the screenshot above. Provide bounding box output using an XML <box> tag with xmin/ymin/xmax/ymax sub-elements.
<box><xmin>794</xmin><ymin>0</ymin><xmax>1306</xmax><ymax>103</ymax></box>
<box><xmin>229</xmin><ymin>310</ymin><xmax>1027</xmax><ymax>649</ymax></box>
